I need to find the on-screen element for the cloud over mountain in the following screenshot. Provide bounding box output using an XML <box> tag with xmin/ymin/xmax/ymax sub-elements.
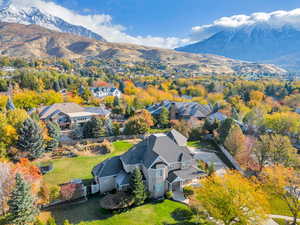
<box><xmin>0</xmin><ymin>0</ymin><xmax>190</xmax><ymax>48</ymax></box>
<box><xmin>190</xmin><ymin>8</ymin><xmax>300</xmax><ymax>41</ymax></box>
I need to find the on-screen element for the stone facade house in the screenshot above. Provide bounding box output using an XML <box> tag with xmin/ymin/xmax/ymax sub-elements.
<box><xmin>36</xmin><ymin>102</ymin><xmax>111</xmax><ymax>129</ymax></box>
<box><xmin>92</xmin><ymin>130</ymin><xmax>205</xmax><ymax>198</ymax></box>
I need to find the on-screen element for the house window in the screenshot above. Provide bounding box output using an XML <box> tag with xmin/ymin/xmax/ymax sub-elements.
<box><xmin>154</xmin><ymin>183</ymin><xmax>164</xmax><ymax>193</ymax></box>
<box><xmin>156</xmin><ymin>169</ymin><xmax>163</xmax><ymax>177</ymax></box>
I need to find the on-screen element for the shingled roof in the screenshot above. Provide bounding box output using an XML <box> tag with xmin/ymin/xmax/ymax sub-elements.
<box><xmin>166</xmin><ymin>129</ymin><xmax>187</xmax><ymax>146</ymax></box>
<box><xmin>92</xmin><ymin>156</ymin><xmax>123</xmax><ymax>178</ymax></box>
<box><xmin>120</xmin><ymin>133</ymin><xmax>193</xmax><ymax>168</ymax></box>
<box><xmin>37</xmin><ymin>103</ymin><xmax>110</xmax><ymax>120</ymax></box>
<box><xmin>147</xmin><ymin>101</ymin><xmax>213</xmax><ymax>118</ymax></box>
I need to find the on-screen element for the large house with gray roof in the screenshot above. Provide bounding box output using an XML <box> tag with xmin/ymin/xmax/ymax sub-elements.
<box><xmin>147</xmin><ymin>101</ymin><xmax>225</xmax><ymax>127</ymax></box>
<box><xmin>92</xmin><ymin>129</ymin><xmax>205</xmax><ymax>198</ymax></box>
<box><xmin>35</xmin><ymin>102</ymin><xmax>111</xmax><ymax>129</ymax></box>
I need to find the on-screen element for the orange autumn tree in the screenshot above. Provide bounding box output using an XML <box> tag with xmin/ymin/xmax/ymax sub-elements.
<box><xmin>135</xmin><ymin>109</ymin><xmax>154</xmax><ymax>127</ymax></box>
<box><xmin>13</xmin><ymin>158</ymin><xmax>42</xmax><ymax>195</ymax></box>
<box><xmin>194</xmin><ymin>171</ymin><xmax>269</xmax><ymax>225</ymax></box>
<box><xmin>260</xmin><ymin>165</ymin><xmax>300</xmax><ymax>225</ymax></box>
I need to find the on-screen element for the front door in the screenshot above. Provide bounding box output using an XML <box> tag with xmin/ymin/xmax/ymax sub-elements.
<box><xmin>172</xmin><ymin>181</ymin><xmax>181</xmax><ymax>192</ymax></box>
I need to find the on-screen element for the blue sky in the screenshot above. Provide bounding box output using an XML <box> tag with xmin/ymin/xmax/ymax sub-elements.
<box><xmin>10</xmin><ymin>0</ymin><xmax>300</xmax><ymax>48</ymax></box>
<box><xmin>54</xmin><ymin>0</ymin><xmax>300</xmax><ymax>38</ymax></box>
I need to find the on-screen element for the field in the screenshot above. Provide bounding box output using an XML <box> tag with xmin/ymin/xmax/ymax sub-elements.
<box><xmin>42</xmin><ymin>199</ymin><xmax>198</xmax><ymax>225</ymax></box>
<box><xmin>42</xmin><ymin>141</ymin><xmax>134</xmax><ymax>186</ymax></box>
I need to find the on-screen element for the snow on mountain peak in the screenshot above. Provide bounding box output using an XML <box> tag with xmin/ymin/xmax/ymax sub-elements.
<box><xmin>0</xmin><ymin>0</ymin><xmax>106</xmax><ymax>41</ymax></box>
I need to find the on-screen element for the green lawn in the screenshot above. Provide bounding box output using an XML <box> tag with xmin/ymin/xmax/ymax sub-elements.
<box><xmin>268</xmin><ymin>194</ymin><xmax>293</xmax><ymax>217</ymax></box>
<box><xmin>187</xmin><ymin>140</ymin><xmax>216</xmax><ymax>150</ymax></box>
<box><xmin>46</xmin><ymin>198</ymin><xmax>198</xmax><ymax>225</ymax></box>
<box><xmin>43</xmin><ymin>141</ymin><xmax>133</xmax><ymax>186</ymax></box>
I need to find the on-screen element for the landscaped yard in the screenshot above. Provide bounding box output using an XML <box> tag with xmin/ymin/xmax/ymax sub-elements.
<box><xmin>42</xmin><ymin>198</ymin><xmax>198</xmax><ymax>225</ymax></box>
<box><xmin>42</xmin><ymin>141</ymin><xmax>134</xmax><ymax>186</ymax></box>
<box><xmin>268</xmin><ymin>194</ymin><xmax>293</xmax><ymax>217</ymax></box>
<box><xmin>187</xmin><ymin>140</ymin><xmax>216</xmax><ymax>150</ymax></box>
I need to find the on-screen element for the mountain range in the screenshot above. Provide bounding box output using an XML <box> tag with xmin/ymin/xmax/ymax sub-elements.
<box><xmin>176</xmin><ymin>23</ymin><xmax>300</xmax><ymax>72</ymax></box>
<box><xmin>0</xmin><ymin>0</ymin><xmax>288</xmax><ymax>76</ymax></box>
<box><xmin>0</xmin><ymin>22</ymin><xmax>286</xmax><ymax>76</ymax></box>
<box><xmin>0</xmin><ymin>2</ymin><xmax>105</xmax><ymax>41</ymax></box>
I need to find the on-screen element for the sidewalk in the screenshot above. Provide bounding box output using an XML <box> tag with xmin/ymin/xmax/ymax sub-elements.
<box><xmin>269</xmin><ymin>214</ymin><xmax>300</xmax><ymax>222</ymax></box>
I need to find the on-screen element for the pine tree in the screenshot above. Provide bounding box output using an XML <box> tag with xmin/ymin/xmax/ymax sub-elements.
<box><xmin>6</xmin><ymin>97</ymin><xmax>15</xmax><ymax>111</ymax></box>
<box><xmin>158</xmin><ymin>107</ymin><xmax>169</xmax><ymax>128</ymax></box>
<box><xmin>63</xmin><ymin>220</ymin><xmax>72</xmax><ymax>225</ymax></box>
<box><xmin>7</xmin><ymin>174</ymin><xmax>39</xmax><ymax>225</ymax></box>
<box><xmin>218</xmin><ymin>118</ymin><xmax>234</xmax><ymax>144</ymax></box>
<box><xmin>83</xmin><ymin>117</ymin><xmax>106</xmax><ymax>138</ymax></box>
<box><xmin>46</xmin><ymin>217</ymin><xmax>57</xmax><ymax>225</ymax></box>
<box><xmin>46</xmin><ymin>121</ymin><xmax>61</xmax><ymax>152</ymax></box>
<box><xmin>53</xmin><ymin>80</ymin><xmax>61</xmax><ymax>92</ymax></box>
<box><xmin>130</xmin><ymin>168</ymin><xmax>147</xmax><ymax>206</ymax></box>
<box><xmin>125</xmin><ymin>105</ymin><xmax>134</xmax><ymax>118</ymax></box>
<box><xmin>17</xmin><ymin>118</ymin><xmax>45</xmax><ymax>159</ymax></box>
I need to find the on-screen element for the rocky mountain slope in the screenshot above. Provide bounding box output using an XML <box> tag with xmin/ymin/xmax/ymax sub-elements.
<box><xmin>0</xmin><ymin>22</ymin><xmax>287</xmax><ymax>75</ymax></box>
<box><xmin>0</xmin><ymin>3</ymin><xmax>105</xmax><ymax>41</ymax></box>
<box><xmin>176</xmin><ymin>24</ymin><xmax>300</xmax><ymax>72</ymax></box>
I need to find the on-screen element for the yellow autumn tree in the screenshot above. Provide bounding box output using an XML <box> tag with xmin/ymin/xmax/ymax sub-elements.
<box><xmin>264</xmin><ymin>112</ymin><xmax>300</xmax><ymax>135</ymax></box>
<box><xmin>260</xmin><ymin>165</ymin><xmax>300</xmax><ymax>225</ymax></box>
<box><xmin>195</xmin><ymin>171</ymin><xmax>269</xmax><ymax>225</ymax></box>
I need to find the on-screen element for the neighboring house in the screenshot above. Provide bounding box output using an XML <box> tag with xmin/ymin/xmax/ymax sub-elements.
<box><xmin>35</xmin><ymin>102</ymin><xmax>111</xmax><ymax>129</ymax></box>
<box><xmin>147</xmin><ymin>101</ymin><xmax>214</xmax><ymax>121</ymax></box>
<box><xmin>92</xmin><ymin>129</ymin><xmax>205</xmax><ymax>198</ymax></box>
<box><xmin>147</xmin><ymin>101</ymin><xmax>226</xmax><ymax>127</ymax></box>
<box><xmin>90</xmin><ymin>86</ymin><xmax>121</xmax><ymax>99</ymax></box>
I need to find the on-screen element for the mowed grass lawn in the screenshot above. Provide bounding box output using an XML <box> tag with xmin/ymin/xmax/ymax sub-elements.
<box><xmin>43</xmin><ymin>198</ymin><xmax>194</xmax><ymax>225</ymax></box>
<box><xmin>42</xmin><ymin>141</ymin><xmax>133</xmax><ymax>186</ymax></box>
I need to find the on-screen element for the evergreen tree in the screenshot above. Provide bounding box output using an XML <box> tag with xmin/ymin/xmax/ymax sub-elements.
<box><xmin>7</xmin><ymin>174</ymin><xmax>39</xmax><ymax>225</ymax></box>
<box><xmin>6</xmin><ymin>97</ymin><xmax>15</xmax><ymax>111</ymax></box>
<box><xmin>130</xmin><ymin>168</ymin><xmax>147</xmax><ymax>206</ymax></box>
<box><xmin>217</xmin><ymin>118</ymin><xmax>234</xmax><ymax>144</ymax></box>
<box><xmin>46</xmin><ymin>121</ymin><xmax>61</xmax><ymax>152</ymax></box>
<box><xmin>53</xmin><ymin>80</ymin><xmax>61</xmax><ymax>92</ymax></box>
<box><xmin>83</xmin><ymin>117</ymin><xmax>106</xmax><ymax>138</ymax></box>
<box><xmin>63</xmin><ymin>220</ymin><xmax>72</xmax><ymax>225</ymax></box>
<box><xmin>46</xmin><ymin>217</ymin><xmax>57</xmax><ymax>225</ymax></box>
<box><xmin>17</xmin><ymin>118</ymin><xmax>45</xmax><ymax>159</ymax></box>
<box><xmin>125</xmin><ymin>105</ymin><xmax>134</xmax><ymax>118</ymax></box>
<box><xmin>158</xmin><ymin>107</ymin><xmax>169</xmax><ymax>128</ymax></box>
<box><xmin>119</xmin><ymin>81</ymin><xmax>125</xmax><ymax>92</ymax></box>
<box><xmin>113</xmin><ymin>96</ymin><xmax>120</xmax><ymax>107</ymax></box>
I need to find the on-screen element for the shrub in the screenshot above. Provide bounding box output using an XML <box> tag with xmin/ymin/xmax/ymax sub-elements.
<box><xmin>183</xmin><ymin>186</ymin><xmax>194</xmax><ymax>197</ymax></box>
<box><xmin>99</xmin><ymin>139</ymin><xmax>114</xmax><ymax>154</ymax></box>
<box><xmin>165</xmin><ymin>191</ymin><xmax>173</xmax><ymax>199</ymax></box>
<box><xmin>171</xmin><ymin>208</ymin><xmax>193</xmax><ymax>221</ymax></box>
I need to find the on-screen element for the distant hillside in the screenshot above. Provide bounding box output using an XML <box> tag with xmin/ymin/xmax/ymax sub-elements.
<box><xmin>0</xmin><ymin>3</ymin><xmax>105</xmax><ymax>41</ymax></box>
<box><xmin>0</xmin><ymin>22</ymin><xmax>287</xmax><ymax>76</ymax></box>
<box><xmin>176</xmin><ymin>24</ymin><xmax>300</xmax><ymax>72</ymax></box>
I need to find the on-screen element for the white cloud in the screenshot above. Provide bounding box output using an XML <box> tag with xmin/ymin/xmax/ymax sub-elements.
<box><xmin>5</xmin><ymin>0</ymin><xmax>190</xmax><ymax>49</ymax></box>
<box><xmin>190</xmin><ymin>8</ymin><xmax>300</xmax><ymax>42</ymax></box>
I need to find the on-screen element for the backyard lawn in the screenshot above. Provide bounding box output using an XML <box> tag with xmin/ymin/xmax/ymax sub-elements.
<box><xmin>42</xmin><ymin>141</ymin><xmax>134</xmax><ymax>186</ymax></box>
<box><xmin>187</xmin><ymin>140</ymin><xmax>216</xmax><ymax>150</ymax></box>
<box><xmin>267</xmin><ymin>193</ymin><xmax>293</xmax><ymax>217</ymax></box>
<box><xmin>42</xmin><ymin>198</ymin><xmax>197</xmax><ymax>225</ymax></box>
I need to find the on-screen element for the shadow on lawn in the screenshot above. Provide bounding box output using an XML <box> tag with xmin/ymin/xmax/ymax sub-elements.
<box><xmin>49</xmin><ymin>195</ymin><xmax>114</xmax><ymax>225</ymax></box>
